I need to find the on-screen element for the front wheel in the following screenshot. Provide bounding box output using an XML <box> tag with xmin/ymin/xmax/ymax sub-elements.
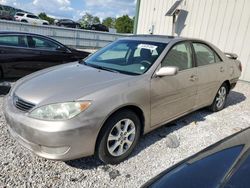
<box><xmin>96</xmin><ymin>110</ymin><xmax>141</xmax><ymax>164</ymax></box>
<box><xmin>209</xmin><ymin>83</ymin><xmax>228</xmax><ymax>112</ymax></box>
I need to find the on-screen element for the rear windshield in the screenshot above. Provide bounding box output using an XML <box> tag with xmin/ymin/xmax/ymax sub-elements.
<box><xmin>27</xmin><ymin>14</ymin><xmax>39</xmax><ymax>19</ymax></box>
<box><xmin>16</xmin><ymin>13</ymin><xmax>24</xmax><ymax>16</ymax></box>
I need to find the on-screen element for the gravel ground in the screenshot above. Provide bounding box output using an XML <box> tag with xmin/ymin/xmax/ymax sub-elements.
<box><xmin>0</xmin><ymin>81</ymin><xmax>250</xmax><ymax>187</ymax></box>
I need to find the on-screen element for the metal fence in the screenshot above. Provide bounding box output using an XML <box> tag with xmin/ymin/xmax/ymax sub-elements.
<box><xmin>0</xmin><ymin>20</ymin><xmax>126</xmax><ymax>49</ymax></box>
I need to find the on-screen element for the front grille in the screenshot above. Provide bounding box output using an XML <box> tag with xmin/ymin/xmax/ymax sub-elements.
<box><xmin>13</xmin><ymin>95</ymin><xmax>35</xmax><ymax>112</ymax></box>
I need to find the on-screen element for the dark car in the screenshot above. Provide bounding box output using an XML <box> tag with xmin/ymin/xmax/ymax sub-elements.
<box><xmin>143</xmin><ymin>127</ymin><xmax>250</xmax><ymax>188</ymax></box>
<box><xmin>0</xmin><ymin>31</ymin><xmax>90</xmax><ymax>79</ymax></box>
<box><xmin>0</xmin><ymin>6</ymin><xmax>14</xmax><ymax>20</ymax></box>
<box><xmin>87</xmin><ymin>24</ymin><xmax>109</xmax><ymax>32</ymax></box>
<box><xmin>55</xmin><ymin>19</ymin><xmax>81</xmax><ymax>29</ymax></box>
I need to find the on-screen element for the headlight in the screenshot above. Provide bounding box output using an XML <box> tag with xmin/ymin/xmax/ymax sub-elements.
<box><xmin>29</xmin><ymin>101</ymin><xmax>91</xmax><ymax>121</ymax></box>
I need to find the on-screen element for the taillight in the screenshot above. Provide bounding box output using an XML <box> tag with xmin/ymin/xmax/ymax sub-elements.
<box><xmin>239</xmin><ymin>62</ymin><xmax>242</xmax><ymax>72</ymax></box>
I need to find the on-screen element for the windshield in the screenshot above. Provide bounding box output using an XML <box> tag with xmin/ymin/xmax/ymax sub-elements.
<box><xmin>84</xmin><ymin>40</ymin><xmax>167</xmax><ymax>75</ymax></box>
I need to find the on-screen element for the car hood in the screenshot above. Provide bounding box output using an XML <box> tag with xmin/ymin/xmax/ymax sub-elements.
<box><xmin>14</xmin><ymin>63</ymin><xmax>133</xmax><ymax>105</ymax></box>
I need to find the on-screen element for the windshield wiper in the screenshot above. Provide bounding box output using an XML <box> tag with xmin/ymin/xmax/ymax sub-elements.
<box><xmin>82</xmin><ymin>62</ymin><xmax>120</xmax><ymax>73</ymax></box>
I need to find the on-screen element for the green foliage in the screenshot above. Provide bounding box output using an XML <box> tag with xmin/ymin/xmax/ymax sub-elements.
<box><xmin>115</xmin><ymin>15</ymin><xmax>134</xmax><ymax>33</ymax></box>
<box><xmin>38</xmin><ymin>12</ymin><xmax>54</xmax><ymax>24</ymax></box>
<box><xmin>79</xmin><ymin>12</ymin><xmax>101</xmax><ymax>28</ymax></box>
<box><xmin>102</xmin><ymin>17</ymin><xmax>116</xmax><ymax>28</ymax></box>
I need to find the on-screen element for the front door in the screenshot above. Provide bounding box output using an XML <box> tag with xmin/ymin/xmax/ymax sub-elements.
<box><xmin>150</xmin><ymin>42</ymin><xmax>198</xmax><ymax>127</ymax></box>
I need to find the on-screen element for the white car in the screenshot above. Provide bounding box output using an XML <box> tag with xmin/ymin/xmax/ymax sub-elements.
<box><xmin>14</xmin><ymin>12</ymin><xmax>49</xmax><ymax>25</ymax></box>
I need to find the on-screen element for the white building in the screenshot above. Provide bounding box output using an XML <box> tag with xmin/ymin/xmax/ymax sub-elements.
<box><xmin>134</xmin><ymin>0</ymin><xmax>250</xmax><ymax>81</ymax></box>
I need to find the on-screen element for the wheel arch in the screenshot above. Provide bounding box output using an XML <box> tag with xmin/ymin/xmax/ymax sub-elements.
<box><xmin>223</xmin><ymin>80</ymin><xmax>231</xmax><ymax>94</ymax></box>
<box><xmin>94</xmin><ymin>104</ymin><xmax>145</xmax><ymax>152</ymax></box>
<box><xmin>0</xmin><ymin>65</ymin><xmax>3</xmax><ymax>79</ymax></box>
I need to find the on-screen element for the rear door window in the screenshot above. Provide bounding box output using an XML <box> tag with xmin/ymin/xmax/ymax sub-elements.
<box><xmin>193</xmin><ymin>43</ymin><xmax>222</xmax><ymax>66</ymax></box>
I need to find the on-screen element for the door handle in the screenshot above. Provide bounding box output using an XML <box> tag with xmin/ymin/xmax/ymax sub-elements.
<box><xmin>220</xmin><ymin>67</ymin><xmax>225</xmax><ymax>72</ymax></box>
<box><xmin>189</xmin><ymin>75</ymin><xmax>197</xmax><ymax>81</ymax></box>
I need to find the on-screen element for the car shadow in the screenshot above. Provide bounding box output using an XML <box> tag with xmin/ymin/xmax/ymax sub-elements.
<box><xmin>65</xmin><ymin>90</ymin><xmax>246</xmax><ymax>170</ymax></box>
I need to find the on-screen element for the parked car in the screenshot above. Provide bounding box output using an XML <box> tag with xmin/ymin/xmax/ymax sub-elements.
<box><xmin>55</xmin><ymin>19</ymin><xmax>81</xmax><ymax>28</ymax></box>
<box><xmin>3</xmin><ymin>35</ymin><xmax>242</xmax><ymax>164</ymax></box>
<box><xmin>86</xmin><ymin>24</ymin><xmax>109</xmax><ymax>32</ymax></box>
<box><xmin>143</xmin><ymin>127</ymin><xmax>250</xmax><ymax>188</ymax></box>
<box><xmin>0</xmin><ymin>6</ymin><xmax>14</xmax><ymax>20</ymax></box>
<box><xmin>14</xmin><ymin>12</ymin><xmax>49</xmax><ymax>25</ymax></box>
<box><xmin>0</xmin><ymin>31</ymin><xmax>90</xmax><ymax>79</ymax></box>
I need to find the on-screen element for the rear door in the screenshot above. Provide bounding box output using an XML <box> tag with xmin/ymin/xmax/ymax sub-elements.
<box><xmin>150</xmin><ymin>42</ymin><xmax>198</xmax><ymax>126</ymax></box>
<box><xmin>192</xmin><ymin>42</ymin><xmax>227</xmax><ymax>108</ymax></box>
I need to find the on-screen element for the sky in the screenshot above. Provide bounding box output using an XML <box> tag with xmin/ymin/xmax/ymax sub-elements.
<box><xmin>0</xmin><ymin>0</ymin><xmax>136</xmax><ymax>21</ymax></box>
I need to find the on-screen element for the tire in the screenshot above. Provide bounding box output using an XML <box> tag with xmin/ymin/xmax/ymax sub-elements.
<box><xmin>21</xmin><ymin>20</ymin><xmax>28</xmax><ymax>23</ymax></box>
<box><xmin>0</xmin><ymin>67</ymin><xmax>3</xmax><ymax>80</ymax></box>
<box><xmin>96</xmin><ymin>110</ymin><xmax>141</xmax><ymax>164</ymax></box>
<box><xmin>209</xmin><ymin>83</ymin><xmax>228</xmax><ymax>112</ymax></box>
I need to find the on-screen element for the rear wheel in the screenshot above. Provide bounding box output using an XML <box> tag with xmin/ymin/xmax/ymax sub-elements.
<box><xmin>21</xmin><ymin>20</ymin><xmax>28</xmax><ymax>23</ymax></box>
<box><xmin>96</xmin><ymin>110</ymin><xmax>141</xmax><ymax>164</ymax></box>
<box><xmin>209</xmin><ymin>83</ymin><xmax>228</xmax><ymax>112</ymax></box>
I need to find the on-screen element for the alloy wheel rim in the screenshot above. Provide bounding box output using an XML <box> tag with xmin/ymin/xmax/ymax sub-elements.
<box><xmin>216</xmin><ymin>86</ymin><xmax>226</xmax><ymax>109</ymax></box>
<box><xmin>107</xmin><ymin>119</ymin><xmax>136</xmax><ymax>157</ymax></box>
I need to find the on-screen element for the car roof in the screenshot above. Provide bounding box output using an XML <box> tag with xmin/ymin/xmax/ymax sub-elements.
<box><xmin>0</xmin><ymin>31</ymin><xmax>45</xmax><ymax>37</ymax></box>
<box><xmin>119</xmin><ymin>34</ymin><xmax>205</xmax><ymax>44</ymax></box>
<box><xmin>0</xmin><ymin>31</ymin><xmax>65</xmax><ymax>46</ymax></box>
<box><xmin>119</xmin><ymin>35</ymin><xmax>182</xmax><ymax>43</ymax></box>
<box><xmin>15</xmin><ymin>12</ymin><xmax>27</xmax><ymax>14</ymax></box>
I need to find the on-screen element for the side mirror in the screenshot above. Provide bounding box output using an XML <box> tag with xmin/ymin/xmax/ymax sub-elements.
<box><xmin>155</xmin><ymin>66</ymin><xmax>178</xmax><ymax>77</ymax></box>
<box><xmin>56</xmin><ymin>46</ymin><xmax>69</xmax><ymax>53</ymax></box>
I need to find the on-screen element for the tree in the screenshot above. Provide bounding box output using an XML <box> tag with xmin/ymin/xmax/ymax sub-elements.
<box><xmin>93</xmin><ymin>16</ymin><xmax>100</xmax><ymax>24</ymax></box>
<box><xmin>79</xmin><ymin>13</ymin><xmax>101</xmax><ymax>28</ymax></box>
<box><xmin>38</xmin><ymin>12</ymin><xmax>54</xmax><ymax>24</ymax></box>
<box><xmin>102</xmin><ymin>17</ymin><xmax>116</xmax><ymax>28</ymax></box>
<box><xmin>115</xmin><ymin>15</ymin><xmax>134</xmax><ymax>33</ymax></box>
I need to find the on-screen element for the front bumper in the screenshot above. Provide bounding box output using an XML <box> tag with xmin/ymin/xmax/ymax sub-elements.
<box><xmin>3</xmin><ymin>95</ymin><xmax>101</xmax><ymax>160</ymax></box>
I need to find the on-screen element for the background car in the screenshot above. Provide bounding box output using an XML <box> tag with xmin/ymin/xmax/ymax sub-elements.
<box><xmin>143</xmin><ymin>127</ymin><xmax>250</xmax><ymax>188</ymax></box>
<box><xmin>0</xmin><ymin>6</ymin><xmax>14</xmax><ymax>20</ymax></box>
<box><xmin>14</xmin><ymin>12</ymin><xmax>49</xmax><ymax>25</ymax></box>
<box><xmin>55</xmin><ymin>19</ymin><xmax>81</xmax><ymax>28</ymax></box>
<box><xmin>0</xmin><ymin>31</ymin><xmax>90</xmax><ymax>79</ymax></box>
<box><xmin>0</xmin><ymin>4</ymin><xmax>24</xmax><ymax>21</ymax></box>
<box><xmin>86</xmin><ymin>24</ymin><xmax>109</xmax><ymax>32</ymax></box>
<box><xmin>3</xmin><ymin>36</ymin><xmax>241</xmax><ymax>164</ymax></box>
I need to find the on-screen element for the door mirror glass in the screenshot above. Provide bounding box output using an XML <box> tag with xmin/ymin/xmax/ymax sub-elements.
<box><xmin>155</xmin><ymin>66</ymin><xmax>178</xmax><ymax>77</ymax></box>
<box><xmin>56</xmin><ymin>46</ymin><xmax>68</xmax><ymax>52</ymax></box>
